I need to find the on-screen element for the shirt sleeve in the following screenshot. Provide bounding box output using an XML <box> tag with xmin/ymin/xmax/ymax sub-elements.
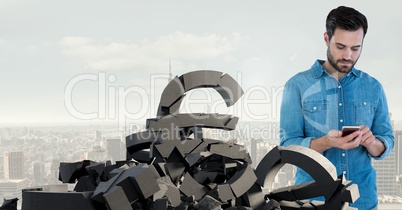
<box><xmin>370</xmin><ymin>84</ymin><xmax>394</xmax><ymax>160</ymax></box>
<box><xmin>279</xmin><ymin>80</ymin><xmax>314</xmax><ymax>148</ymax></box>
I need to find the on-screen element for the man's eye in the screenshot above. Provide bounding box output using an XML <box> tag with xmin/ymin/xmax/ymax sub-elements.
<box><xmin>336</xmin><ymin>45</ymin><xmax>344</xmax><ymax>49</ymax></box>
<box><xmin>352</xmin><ymin>47</ymin><xmax>360</xmax><ymax>51</ymax></box>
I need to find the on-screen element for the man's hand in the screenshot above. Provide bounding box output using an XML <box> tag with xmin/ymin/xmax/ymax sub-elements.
<box><xmin>331</xmin><ymin>129</ymin><xmax>362</xmax><ymax>150</ymax></box>
<box><xmin>310</xmin><ymin>125</ymin><xmax>385</xmax><ymax>157</ymax></box>
<box><xmin>311</xmin><ymin>129</ymin><xmax>361</xmax><ymax>153</ymax></box>
<box><xmin>359</xmin><ymin>125</ymin><xmax>385</xmax><ymax>157</ymax></box>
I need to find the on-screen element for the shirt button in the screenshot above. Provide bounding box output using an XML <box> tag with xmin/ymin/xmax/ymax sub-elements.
<box><xmin>339</xmin><ymin>103</ymin><xmax>342</xmax><ymax>106</ymax></box>
<box><xmin>340</xmin><ymin>119</ymin><xmax>343</xmax><ymax>123</ymax></box>
<box><xmin>343</xmin><ymin>171</ymin><xmax>346</xmax><ymax>174</ymax></box>
<box><xmin>338</xmin><ymin>85</ymin><xmax>342</xmax><ymax>89</ymax></box>
<box><xmin>313</xmin><ymin>106</ymin><xmax>317</xmax><ymax>110</ymax></box>
<box><xmin>342</xmin><ymin>153</ymin><xmax>345</xmax><ymax>157</ymax></box>
<box><xmin>363</xmin><ymin>102</ymin><xmax>367</xmax><ymax>105</ymax></box>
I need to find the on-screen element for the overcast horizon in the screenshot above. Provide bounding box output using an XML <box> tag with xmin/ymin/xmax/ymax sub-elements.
<box><xmin>1</xmin><ymin>1</ymin><xmax>401</xmax><ymax>129</ymax></box>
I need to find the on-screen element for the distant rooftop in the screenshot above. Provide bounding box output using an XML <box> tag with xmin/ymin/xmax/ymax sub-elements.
<box><xmin>0</xmin><ymin>179</ymin><xmax>28</xmax><ymax>183</ymax></box>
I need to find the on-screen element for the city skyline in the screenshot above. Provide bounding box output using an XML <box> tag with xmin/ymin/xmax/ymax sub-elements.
<box><xmin>1</xmin><ymin>122</ymin><xmax>401</xmax><ymax>208</ymax></box>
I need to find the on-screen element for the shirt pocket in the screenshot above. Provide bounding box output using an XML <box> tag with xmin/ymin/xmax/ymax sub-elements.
<box><xmin>302</xmin><ymin>100</ymin><xmax>328</xmax><ymax>126</ymax></box>
<box><xmin>353</xmin><ymin>101</ymin><xmax>376</xmax><ymax>127</ymax></box>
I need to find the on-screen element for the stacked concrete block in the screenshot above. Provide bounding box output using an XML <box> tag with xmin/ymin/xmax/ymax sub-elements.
<box><xmin>154</xmin><ymin>176</ymin><xmax>181</xmax><ymax>207</ymax></box>
<box><xmin>103</xmin><ymin>186</ymin><xmax>132</xmax><ymax>210</ymax></box>
<box><xmin>226</xmin><ymin>164</ymin><xmax>257</xmax><ymax>198</ymax></box>
<box><xmin>59</xmin><ymin>160</ymin><xmax>96</xmax><ymax>183</ymax></box>
<box><xmin>0</xmin><ymin>198</ymin><xmax>18</xmax><ymax>210</ymax></box>
<box><xmin>22</xmin><ymin>190</ymin><xmax>95</xmax><ymax>210</ymax></box>
<box><xmin>148</xmin><ymin>113</ymin><xmax>239</xmax><ymax>131</ymax></box>
<box><xmin>92</xmin><ymin>164</ymin><xmax>160</xmax><ymax>205</ymax></box>
<box><xmin>195</xmin><ymin>195</ymin><xmax>222</xmax><ymax>210</ymax></box>
<box><xmin>180</xmin><ymin>172</ymin><xmax>209</xmax><ymax>200</ymax></box>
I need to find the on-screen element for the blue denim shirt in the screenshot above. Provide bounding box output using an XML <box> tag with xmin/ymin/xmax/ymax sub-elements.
<box><xmin>280</xmin><ymin>60</ymin><xmax>394</xmax><ymax>209</ymax></box>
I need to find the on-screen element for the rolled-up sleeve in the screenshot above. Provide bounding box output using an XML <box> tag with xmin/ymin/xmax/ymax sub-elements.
<box><xmin>371</xmin><ymin>85</ymin><xmax>394</xmax><ymax>160</ymax></box>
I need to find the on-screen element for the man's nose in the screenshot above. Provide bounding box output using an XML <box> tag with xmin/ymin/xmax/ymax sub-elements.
<box><xmin>342</xmin><ymin>49</ymin><xmax>352</xmax><ymax>60</ymax></box>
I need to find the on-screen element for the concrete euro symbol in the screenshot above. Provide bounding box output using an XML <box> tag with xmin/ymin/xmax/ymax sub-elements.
<box><xmin>126</xmin><ymin>70</ymin><xmax>245</xmax><ymax>160</ymax></box>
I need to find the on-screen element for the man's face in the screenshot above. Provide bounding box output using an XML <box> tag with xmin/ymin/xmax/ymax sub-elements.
<box><xmin>326</xmin><ymin>28</ymin><xmax>364</xmax><ymax>73</ymax></box>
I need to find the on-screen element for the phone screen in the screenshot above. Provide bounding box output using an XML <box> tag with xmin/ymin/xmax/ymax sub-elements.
<box><xmin>341</xmin><ymin>126</ymin><xmax>360</xmax><ymax>137</ymax></box>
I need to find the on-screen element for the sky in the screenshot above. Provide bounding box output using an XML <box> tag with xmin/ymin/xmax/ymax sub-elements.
<box><xmin>1</xmin><ymin>0</ymin><xmax>402</xmax><ymax>128</ymax></box>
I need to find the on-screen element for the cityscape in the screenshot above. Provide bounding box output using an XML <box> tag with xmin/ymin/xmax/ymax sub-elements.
<box><xmin>0</xmin><ymin>119</ymin><xmax>401</xmax><ymax>209</ymax></box>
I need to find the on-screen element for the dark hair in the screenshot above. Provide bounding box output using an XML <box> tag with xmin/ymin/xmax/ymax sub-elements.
<box><xmin>326</xmin><ymin>6</ymin><xmax>368</xmax><ymax>40</ymax></box>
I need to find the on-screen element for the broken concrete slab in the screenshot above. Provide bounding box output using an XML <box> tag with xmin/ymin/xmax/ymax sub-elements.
<box><xmin>103</xmin><ymin>186</ymin><xmax>132</xmax><ymax>210</ymax></box>
<box><xmin>22</xmin><ymin>191</ymin><xmax>94</xmax><ymax>210</ymax></box>
<box><xmin>179</xmin><ymin>173</ymin><xmax>209</xmax><ymax>200</ymax></box>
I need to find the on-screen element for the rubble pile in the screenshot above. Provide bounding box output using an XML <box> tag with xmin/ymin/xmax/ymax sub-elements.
<box><xmin>22</xmin><ymin>71</ymin><xmax>359</xmax><ymax>210</ymax></box>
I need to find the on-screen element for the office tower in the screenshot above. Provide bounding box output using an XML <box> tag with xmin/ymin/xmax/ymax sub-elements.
<box><xmin>3</xmin><ymin>151</ymin><xmax>24</xmax><ymax>179</ymax></box>
<box><xmin>33</xmin><ymin>162</ymin><xmax>45</xmax><ymax>183</ymax></box>
<box><xmin>95</xmin><ymin>130</ymin><xmax>102</xmax><ymax>140</ymax></box>
<box><xmin>5</xmin><ymin>128</ymin><xmax>11</xmax><ymax>139</ymax></box>
<box><xmin>273</xmin><ymin>171</ymin><xmax>288</xmax><ymax>189</ymax></box>
<box><xmin>250</xmin><ymin>139</ymin><xmax>258</xmax><ymax>167</ymax></box>
<box><xmin>372</xmin><ymin>142</ymin><xmax>398</xmax><ymax>195</ymax></box>
<box><xmin>86</xmin><ymin>145</ymin><xmax>108</xmax><ymax>162</ymax></box>
<box><xmin>168</xmin><ymin>57</ymin><xmax>173</xmax><ymax>82</ymax></box>
<box><xmin>371</xmin><ymin>112</ymin><xmax>398</xmax><ymax>195</ymax></box>
<box><xmin>395</xmin><ymin>130</ymin><xmax>402</xmax><ymax>176</ymax></box>
<box><xmin>0</xmin><ymin>179</ymin><xmax>30</xmax><ymax>208</ymax></box>
<box><xmin>49</xmin><ymin>159</ymin><xmax>60</xmax><ymax>182</ymax></box>
<box><xmin>106</xmin><ymin>139</ymin><xmax>121</xmax><ymax>163</ymax></box>
<box><xmin>0</xmin><ymin>155</ymin><xmax>3</xmax><ymax>179</ymax></box>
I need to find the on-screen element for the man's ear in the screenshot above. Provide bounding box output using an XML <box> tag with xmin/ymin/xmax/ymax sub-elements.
<box><xmin>324</xmin><ymin>32</ymin><xmax>329</xmax><ymax>46</ymax></box>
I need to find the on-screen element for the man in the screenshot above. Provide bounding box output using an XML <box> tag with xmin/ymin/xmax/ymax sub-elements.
<box><xmin>279</xmin><ymin>6</ymin><xmax>394</xmax><ymax>209</ymax></box>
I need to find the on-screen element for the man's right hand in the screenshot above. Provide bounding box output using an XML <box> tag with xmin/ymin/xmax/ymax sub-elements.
<box><xmin>310</xmin><ymin>129</ymin><xmax>362</xmax><ymax>153</ymax></box>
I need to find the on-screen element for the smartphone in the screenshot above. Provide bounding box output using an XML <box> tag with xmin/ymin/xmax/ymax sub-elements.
<box><xmin>341</xmin><ymin>126</ymin><xmax>360</xmax><ymax>137</ymax></box>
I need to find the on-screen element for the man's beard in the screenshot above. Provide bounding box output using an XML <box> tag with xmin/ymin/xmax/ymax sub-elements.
<box><xmin>327</xmin><ymin>47</ymin><xmax>359</xmax><ymax>74</ymax></box>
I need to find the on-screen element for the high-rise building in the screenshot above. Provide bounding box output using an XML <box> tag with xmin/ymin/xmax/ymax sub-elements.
<box><xmin>273</xmin><ymin>171</ymin><xmax>288</xmax><ymax>189</ymax></box>
<box><xmin>373</xmin><ymin>149</ymin><xmax>397</xmax><ymax>195</ymax></box>
<box><xmin>95</xmin><ymin>130</ymin><xmax>102</xmax><ymax>140</ymax></box>
<box><xmin>107</xmin><ymin>139</ymin><xmax>121</xmax><ymax>163</ymax></box>
<box><xmin>49</xmin><ymin>159</ymin><xmax>60</xmax><ymax>184</ymax></box>
<box><xmin>3</xmin><ymin>151</ymin><xmax>24</xmax><ymax>179</ymax></box>
<box><xmin>0</xmin><ymin>155</ymin><xmax>3</xmax><ymax>179</ymax></box>
<box><xmin>86</xmin><ymin>146</ymin><xmax>108</xmax><ymax>162</ymax></box>
<box><xmin>0</xmin><ymin>179</ymin><xmax>30</xmax><ymax>208</ymax></box>
<box><xmin>250</xmin><ymin>139</ymin><xmax>259</xmax><ymax>167</ymax></box>
<box><xmin>4</xmin><ymin>128</ymin><xmax>11</xmax><ymax>139</ymax></box>
<box><xmin>372</xmin><ymin>114</ymin><xmax>398</xmax><ymax>195</ymax></box>
<box><xmin>395</xmin><ymin>130</ymin><xmax>402</xmax><ymax>176</ymax></box>
<box><xmin>33</xmin><ymin>162</ymin><xmax>45</xmax><ymax>183</ymax></box>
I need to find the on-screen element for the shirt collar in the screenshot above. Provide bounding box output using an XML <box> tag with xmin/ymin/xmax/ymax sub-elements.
<box><xmin>311</xmin><ymin>59</ymin><xmax>362</xmax><ymax>78</ymax></box>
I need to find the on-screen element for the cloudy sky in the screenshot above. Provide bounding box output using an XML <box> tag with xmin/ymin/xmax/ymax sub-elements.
<box><xmin>1</xmin><ymin>0</ymin><xmax>401</xmax><ymax>127</ymax></box>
